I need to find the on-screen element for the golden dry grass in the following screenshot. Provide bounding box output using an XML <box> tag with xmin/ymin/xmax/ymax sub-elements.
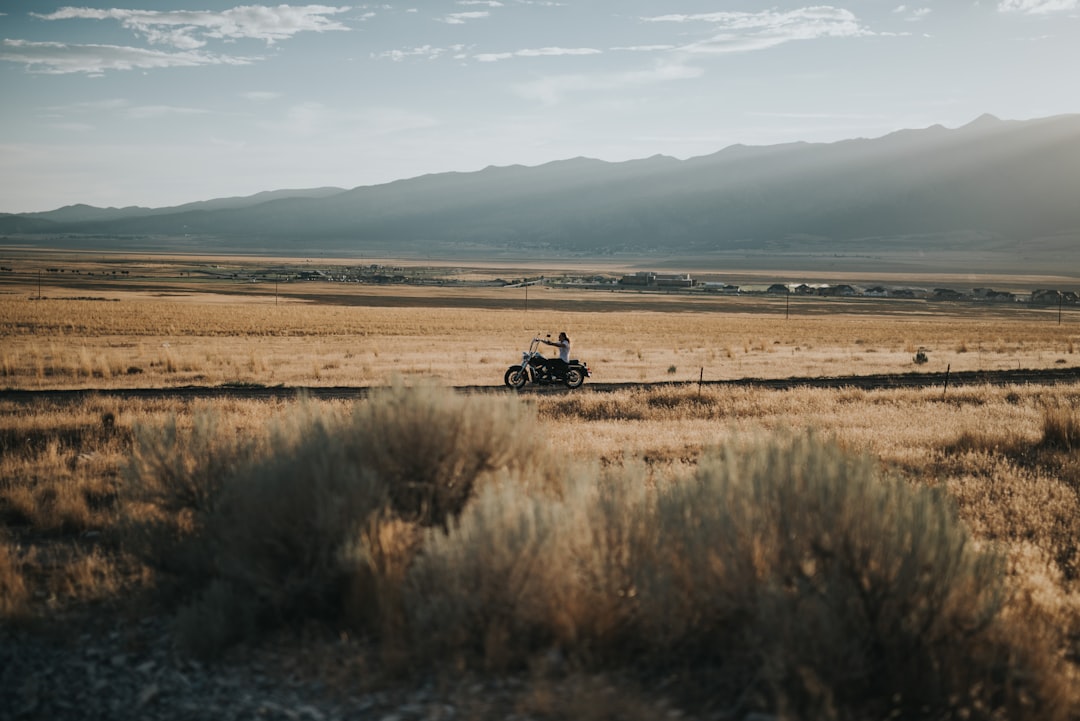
<box><xmin>3</xmin><ymin>253</ymin><xmax>1080</xmax><ymax>718</ymax></box>
<box><xmin>2</xmin><ymin>290</ymin><xmax>1077</xmax><ymax>389</ymax></box>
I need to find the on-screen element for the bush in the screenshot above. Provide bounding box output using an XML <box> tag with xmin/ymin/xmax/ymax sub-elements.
<box><xmin>402</xmin><ymin>433</ymin><xmax>1058</xmax><ymax>720</ymax></box>
<box><xmin>126</xmin><ymin>384</ymin><xmax>551</xmax><ymax>656</ymax></box>
<box><xmin>664</xmin><ymin>435</ymin><xmax>1010</xmax><ymax>718</ymax></box>
<box><xmin>402</xmin><ymin>470</ymin><xmax>610</xmax><ymax>670</ymax></box>
<box><xmin>127</xmin><ymin>408</ymin><xmax>259</xmax><ymax>517</ymax></box>
<box><xmin>124</xmin><ymin>408</ymin><xmax>267</xmax><ymax>582</ymax></box>
<box><xmin>126</xmin><ymin>393</ymin><xmax>1068</xmax><ymax>717</ymax></box>
<box><xmin>1041</xmin><ymin>403</ymin><xmax>1080</xmax><ymax>451</ymax></box>
<box><xmin>348</xmin><ymin>382</ymin><xmax>553</xmax><ymax>528</ymax></box>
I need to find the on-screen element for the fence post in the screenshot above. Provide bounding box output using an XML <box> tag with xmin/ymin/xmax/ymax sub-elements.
<box><xmin>942</xmin><ymin>364</ymin><xmax>951</xmax><ymax>400</ymax></box>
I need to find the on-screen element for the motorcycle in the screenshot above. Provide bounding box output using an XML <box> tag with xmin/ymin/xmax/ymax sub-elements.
<box><xmin>504</xmin><ymin>336</ymin><xmax>591</xmax><ymax>390</ymax></box>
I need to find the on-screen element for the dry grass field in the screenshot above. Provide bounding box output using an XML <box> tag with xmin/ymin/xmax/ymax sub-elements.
<box><xmin>3</xmin><ymin>252</ymin><xmax>1080</xmax><ymax>719</ymax></box>
<box><xmin>1</xmin><ymin>251</ymin><xmax>1078</xmax><ymax>390</ymax></box>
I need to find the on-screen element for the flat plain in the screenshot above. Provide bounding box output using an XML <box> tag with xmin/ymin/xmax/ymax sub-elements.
<box><xmin>3</xmin><ymin>250</ymin><xmax>1080</xmax><ymax>720</ymax></box>
<box><xmin>2</xmin><ymin>249</ymin><xmax>1078</xmax><ymax>390</ymax></box>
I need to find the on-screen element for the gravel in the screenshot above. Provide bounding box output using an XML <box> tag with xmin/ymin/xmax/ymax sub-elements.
<box><xmin>1</xmin><ymin>614</ymin><xmax>742</xmax><ymax>721</ymax></box>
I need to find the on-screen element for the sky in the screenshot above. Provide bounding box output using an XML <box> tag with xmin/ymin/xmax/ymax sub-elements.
<box><xmin>1</xmin><ymin>1</ymin><xmax>1078</xmax><ymax>213</ymax></box>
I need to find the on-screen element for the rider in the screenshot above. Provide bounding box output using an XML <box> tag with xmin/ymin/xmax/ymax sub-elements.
<box><xmin>541</xmin><ymin>332</ymin><xmax>571</xmax><ymax>379</ymax></box>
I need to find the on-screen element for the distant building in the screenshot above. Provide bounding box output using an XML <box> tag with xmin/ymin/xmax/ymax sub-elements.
<box><xmin>619</xmin><ymin>271</ymin><xmax>655</xmax><ymax>286</ymax></box>
<box><xmin>655</xmin><ymin>273</ymin><xmax>694</xmax><ymax>288</ymax></box>
<box><xmin>618</xmin><ymin>271</ymin><xmax>694</xmax><ymax>288</ymax></box>
<box><xmin>1031</xmin><ymin>289</ymin><xmax>1077</xmax><ymax>305</ymax></box>
<box><xmin>972</xmin><ymin>288</ymin><xmax>1016</xmax><ymax>303</ymax></box>
<box><xmin>931</xmin><ymin>288</ymin><xmax>964</xmax><ymax>301</ymax></box>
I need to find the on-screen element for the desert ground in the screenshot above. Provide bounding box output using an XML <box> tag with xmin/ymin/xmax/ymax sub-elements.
<box><xmin>2</xmin><ymin>250</ymin><xmax>1080</xmax><ymax>720</ymax></box>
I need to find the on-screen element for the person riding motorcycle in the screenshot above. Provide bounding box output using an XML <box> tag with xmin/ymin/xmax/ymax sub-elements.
<box><xmin>540</xmin><ymin>332</ymin><xmax>570</xmax><ymax>379</ymax></box>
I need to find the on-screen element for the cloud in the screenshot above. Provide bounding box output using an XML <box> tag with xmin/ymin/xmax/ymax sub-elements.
<box><xmin>457</xmin><ymin>1</ymin><xmax>504</xmax><ymax>5</ymax></box>
<box><xmin>643</xmin><ymin>7</ymin><xmax>872</xmax><ymax>54</ymax></box>
<box><xmin>441</xmin><ymin>11</ymin><xmax>490</xmax><ymax>24</ymax></box>
<box><xmin>0</xmin><ymin>39</ymin><xmax>254</xmax><ymax>74</ymax></box>
<box><xmin>474</xmin><ymin>46</ymin><xmax>602</xmax><ymax>62</ymax></box>
<box><xmin>997</xmin><ymin>0</ymin><xmax>1079</xmax><ymax>12</ymax></box>
<box><xmin>611</xmin><ymin>45</ymin><xmax>677</xmax><ymax>53</ymax></box>
<box><xmin>513</xmin><ymin>59</ymin><xmax>703</xmax><ymax>105</ymax></box>
<box><xmin>374</xmin><ymin>44</ymin><xmax>463</xmax><ymax>61</ymax></box>
<box><xmin>31</xmin><ymin>5</ymin><xmax>351</xmax><ymax>49</ymax></box>
<box><xmin>894</xmin><ymin>6</ymin><xmax>933</xmax><ymax>20</ymax></box>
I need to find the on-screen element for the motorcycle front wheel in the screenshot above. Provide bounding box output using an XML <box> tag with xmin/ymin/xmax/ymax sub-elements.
<box><xmin>504</xmin><ymin>365</ymin><xmax>528</xmax><ymax>389</ymax></box>
<box><xmin>564</xmin><ymin>367</ymin><xmax>585</xmax><ymax>389</ymax></box>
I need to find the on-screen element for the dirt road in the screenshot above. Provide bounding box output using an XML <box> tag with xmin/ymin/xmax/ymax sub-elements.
<box><xmin>3</xmin><ymin>365</ymin><xmax>1079</xmax><ymax>405</ymax></box>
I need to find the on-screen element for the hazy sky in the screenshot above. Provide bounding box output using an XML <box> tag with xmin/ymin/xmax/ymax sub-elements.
<box><xmin>1</xmin><ymin>1</ymin><xmax>1077</xmax><ymax>212</ymax></box>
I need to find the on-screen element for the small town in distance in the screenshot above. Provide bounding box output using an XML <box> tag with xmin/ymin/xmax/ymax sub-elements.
<box><xmin>23</xmin><ymin>262</ymin><xmax>1080</xmax><ymax>305</ymax></box>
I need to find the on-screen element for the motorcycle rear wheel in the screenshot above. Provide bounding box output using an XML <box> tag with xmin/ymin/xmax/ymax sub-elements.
<box><xmin>565</xmin><ymin>367</ymin><xmax>585</xmax><ymax>389</ymax></box>
<box><xmin>504</xmin><ymin>365</ymin><xmax>528</xmax><ymax>389</ymax></box>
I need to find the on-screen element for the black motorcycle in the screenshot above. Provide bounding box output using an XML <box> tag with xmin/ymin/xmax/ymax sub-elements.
<box><xmin>504</xmin><ymin>336</ymin><xmax>591</xmax><ymax>390</ymax></box>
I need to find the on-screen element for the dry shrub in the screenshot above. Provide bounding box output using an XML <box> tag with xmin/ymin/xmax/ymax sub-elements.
<box><xmin>671</xmin><ymin>435</ymin><xmax>1020</xmax><ymax>719</ymax></box>
<box><xmin>127</xmin><ymin>408</ymin><xmax>260</xmax><ymax>517</ymax></box>
<box><xmin>541</xmin><ymin>391</ymin><xmax>649</xmax><ymax>422</ymax></box>
<box><xmin>127</xmin><ymin>384</ymin><xmax>549</xmax><ymax>657</ymax></box>
<box><xmin>401</xmin><ymin>433</ymin><xmax>1063</xmax><ymax>720</ymax></box>
<box><xmin>943</xmin><ymin>427</ymin><xmax>1027</xmax><ymax>457</ymax></box>
<box><xmin>0</xmin><ymin>426</ymin><xmax>123</xmax><ymax>535</ymax></box>
<box><xmin>403</xmin><ymin>472</ymin><xmax>600</xmax><ymax>671</ymax></box>
<box><xmin>204</xmin><ymin>405</ymin><xmax>385</xmax><ymax>626</ymax></box>
<box><xmin>48</xmin><ymin>546</ymin><xmax>124</xmax><ymax>603</ymax></box>
<box><xmin>1041</xmin><ymin>403</ymin><xmax>1080</xmax><ymax>451</ymax></box>
<box><xmin>540</xmin><ymin>385</ymin><xmax>726</xmax><ymax>423</ymax></box>
<box><xmin>349</xmin><ymin>382</ymin><xmax>552</xmax><ymax>528</ymax></box>
<box><xmin>130</xmin><ymin>401</ymin><xmax>381</xmax><ymax>655</ymax></box>
<box><xmin>0</xmin><ymin>540</ymin><xmax>29</xmax><ymax>618</ymax></box>
<box><xmin>342</xmin><ymin>513</ymin><xmax>422</xmax><ymax>667</ymax></box>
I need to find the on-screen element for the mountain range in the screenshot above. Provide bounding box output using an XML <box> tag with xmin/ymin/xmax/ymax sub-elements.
<box><xmin>3</xmin><ymin>113</ymin><xmax>1079</xmax><ymax>273</ymax></box>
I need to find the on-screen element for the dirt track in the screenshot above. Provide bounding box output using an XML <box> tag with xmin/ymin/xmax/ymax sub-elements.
<box><xmin>3</xmin><ymin>365</ymin><xmax>1080</xmax><ymax>405</ymax></box>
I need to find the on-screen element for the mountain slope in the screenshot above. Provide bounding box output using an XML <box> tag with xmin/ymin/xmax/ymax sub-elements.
<box><xmin>4</xmin><ymin>114</ymin><xmax>1079</xmax><ymax>268</ymax></box>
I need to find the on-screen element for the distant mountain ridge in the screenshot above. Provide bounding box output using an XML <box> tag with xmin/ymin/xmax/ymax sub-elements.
<box><xmin>3</xmin><ymin>114</ymin><xmax>1079</xmax><ymax>272</ymax></box>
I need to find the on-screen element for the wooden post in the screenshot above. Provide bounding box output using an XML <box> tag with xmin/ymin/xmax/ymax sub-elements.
<box><xmin>699</xmin><ymin>367</ymin><xmax>704</xmax><ymax>397</ymax></box>
<box><xmin>942</xmin><ymin>364</ymin><xmax>951</xmax><ymax>400</ymax></box>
